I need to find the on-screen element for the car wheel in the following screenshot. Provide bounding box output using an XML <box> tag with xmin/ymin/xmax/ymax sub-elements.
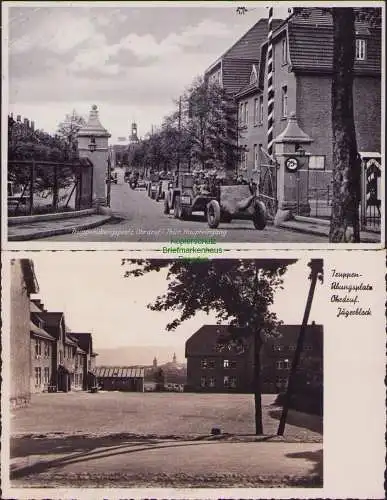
<box><xmin>207</xmin><ymin>200</ymin><xmax>221</xmax><ymax>228</ymax></box>
<box><xmin>252</xmin><ymin>200</ymin><xmax>267</xmax><ymax>230</ymax></box>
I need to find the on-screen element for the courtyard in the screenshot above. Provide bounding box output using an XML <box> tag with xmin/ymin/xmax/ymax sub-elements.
<box><xmin>8</xmin><ymin>392</ymin><xmax>323</xmax><ymax>489</ymax></box>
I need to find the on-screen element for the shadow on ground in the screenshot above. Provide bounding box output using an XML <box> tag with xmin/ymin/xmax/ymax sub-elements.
<box><xmin>269</xmin><ymin>408</ymin><xmax>323</xmax><ymax>434</ymax></box>
<box><xmin>285</xmin><ymin>448</ymin><xmax>323</xmax><ymax>484</ymax></box>
<box><xmin>11</xmin><ymin>439</ymin><xmax>224</xmax><ymax>480</ymax></box>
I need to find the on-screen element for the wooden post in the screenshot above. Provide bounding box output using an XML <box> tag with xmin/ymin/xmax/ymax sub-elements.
<box><xmin>277</xmin><ymin>259</ymin><xmax>322</xmax><ymax>436</ymax></box>
<box><xmin>29</xmin><ymin>161</ymin><xmax>34</xmax><ymax>215</ymax></box>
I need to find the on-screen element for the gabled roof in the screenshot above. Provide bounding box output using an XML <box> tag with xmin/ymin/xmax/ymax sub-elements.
<box><xmin>222</xmin><ymin>58</ymin><xmax>260</xmax><ymax>95</ymax></box>
<box><xmin>206</xmin><ymin>17</ymin><xmax>283</xmax><ymax>74</ymax></box>
<box><xmin>258</xmin><ymin>7</ymin><xmax>381</xmax><ymax>81</ymax></box>
<box><xmin>70</xmin><ymin>332</ymin><xmax>93</xmax><ymax>354</ymax></box>
<box><xmin>186</xmin><ymin>323</ymin><xmax>323</xmax><ymax>357</ymax></box>
<box><xmin>94</xmin><ymin>366</ymin><xmax>145</xmax><ymax>378</ymax></box>
<box><xmin>30</xmin><ymin>321</ymin><xmax>56</xmax><ymax>342</ymax></box>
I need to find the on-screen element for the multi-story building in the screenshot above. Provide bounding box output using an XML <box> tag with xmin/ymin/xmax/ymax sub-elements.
<box><xmin>235</xmin><ymin>8</ymin><xmax>381</xmax><ymax>184</ymax></box>
<box><xmin>185</xmin><ymin>323</ymin><xmax>323</xmax><ymax>393</ymax></box>
<box><xmin>30</xmin><ymin>300</ymin><xmax>56</xmax><ymax>393</ymax></box>
<box><xmin>10</xmin><ymin>259</ymin><xmax>39</xmax><ymax>407</ymax></box>
<box><xmin>70</xmin><ymin>333</ymin><xmax>98</xmax><ymax>389</ymax></box>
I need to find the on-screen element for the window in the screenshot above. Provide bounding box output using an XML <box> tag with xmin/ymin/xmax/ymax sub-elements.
<box><xmin>276</xmin><ymin>360</ymin><xmax>284</xmax><ymax>370</ymax></box>
<box><xmin>59</xmin><ymin>350</ymin><xmax>63</xmax><ymax>364</ymax></box>
<box><xmin>230</xmin><ymin>376</ymin><xmax>237</xmax><ymax>388</ymax></box>
<box><xmin>208</xmin><ymin>360</ymin><xmax>215</xmax><ymax>369</ymax></box>
<box><xmin>244</xmin><ymin>102</ymin><xmax>249</xmax><ymax>126</ymax></box>
<box><xmin>309</xmin><ymin>156</ymin><xmax>325</xmax><ymax>170</ymax></box>
<box><xmin>200</xmin><ymin>376</ymin><xmax>206</xmax><ymax>388</ymax></box>
<box><xmin>259</xmin><ymin>95</ymin><xmax>264</xmax><ymax>124</ymax></box>
<box><xmin>44</xmin><ymin>367</ymin><xmax>49</xmax><ymax>384</ymax></box>
<box><xmin>44</xmin><ymin>342</ymin><xmax>50</xmax><ymax>358</ymax></box>
<box><xmin>273</xmin><ymin>344</ymin><xmax>284</xmax><ymax>351</ymax></box>
<box><xmin>356</xmin><ymin>39</ymin><xmax>366</xmax><ymax>60</ymax></box>
<box><xmin>201</xmin><ymin>359</ymin><xmax>208</xmax><ymax>369</ymax></box>
<box><xmin>230</xmin><ymin>360</ymin><xmax>237</xmax><ymax>369</ymax></box>
<box><xmin>88</xmin><ymin>359</ymin><xmax>91</xmax><ymax>371</ymax></box>
<box><xmin>253</xmin><ymin>144</ymin><xmax>259</xmax><ymax>170</ymax></box>
<box><xmin>282</xmin><ymin>37</ymin><xmax>288</xmax><ymax>64</ymax></box>
<box><xmin>289</xmin><ymin>344</ymin><xmax>296</xmax><ymax>351</ymax></box>
<box><xmin>283</xmin><ymin>359</ymin><xmax>291</xmax><ymax>370</ymax></box>
<box><xmin>223</xmin><ymin>359</ymin><xmax>229</xmax><ymax>368</ymax></box>
<box><xmin>239</xmin><ymin>103</ymin><xmax>244</xmax><ymax>125</ymax></box>
<box><xmin>208</xmin><ymin>377</ymin><xmax>216</xmax><ymax>388</ymax></box>
<box><xmin>35</xmin><ymin>338</ymin><xmax>42</xmax><ymax>357</ymax></box>
<box><xmin>35</xmin><ymin>367</ymin><xmax>42</xmax><ymax>386</ymax></box>
<box><xmin>223</xmin><ymin>375</ymin><xmax>230</xmax><ymax>387</ymax></box>
<box><xmin>253</xmin><ymin>98</ymin><xmax>258</xmax><ymax>125</ymax></box>
<box><xmin>281</xmin><ymin>86</ymin><xmax>288</xmax><ymax>118</ymax></box>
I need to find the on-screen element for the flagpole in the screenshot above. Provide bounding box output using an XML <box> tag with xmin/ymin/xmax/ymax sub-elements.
<box><xmin>267</xmin><ymin>6</ymin><xmax>274</xmax><ymax>158</ymax></box>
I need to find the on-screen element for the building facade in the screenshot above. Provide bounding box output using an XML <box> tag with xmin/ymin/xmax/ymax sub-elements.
<box><xmin>10</xmin><ymin>259</ymin><xmax>39</xmax><ymax>408</ymax></box>
<box><xmin>94</xmin><ymin>366</ymin><xmax>144</xmax><ymax>392</ymax></box>
<box><xmin>235</xmin><ymin>8</ymin><xmax>381</xmax><ymax>186</ymax></box>
<box><xmin>185</xmin><ymin>323</ymin><xmax>323</xmax><ymax>393</ymax></box>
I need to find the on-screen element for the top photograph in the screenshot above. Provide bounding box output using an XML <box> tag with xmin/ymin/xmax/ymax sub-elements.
<box><xmin>4</xmin><ymin>2</ymin><xmax>384</xmax><ymax>247</ymax></box>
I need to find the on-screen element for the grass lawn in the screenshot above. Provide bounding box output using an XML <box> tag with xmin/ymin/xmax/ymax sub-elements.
<box><xmin>11</xmin><ymin>392</ymin><xmax>322</xmax><ymax>442</ymax></box>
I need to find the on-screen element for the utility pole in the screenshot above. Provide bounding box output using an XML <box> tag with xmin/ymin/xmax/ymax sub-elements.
<box><xmin>177</xmin><ymin>96</ymin><xmax>182</xmax><ymax>178</ymax></box>
<box><xmin>277</xmin><ymin>259</ymin><xmax>323</xmax><ymax>436</ymax></box>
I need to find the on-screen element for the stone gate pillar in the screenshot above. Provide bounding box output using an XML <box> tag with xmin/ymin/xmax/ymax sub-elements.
<box><xmin>77</xmin><ymin>105</ymin><xmax>111</xmax><ymax>213</ymax></box>
<box><xmin>274</xmin><ymin>112</ymin><xmax>313</xmax><ymax>225</ymax></box>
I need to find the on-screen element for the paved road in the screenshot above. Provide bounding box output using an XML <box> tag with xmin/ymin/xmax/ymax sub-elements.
<box><xmin>43</xmin><ymin>172</ymin><xmax>327</xmax><ymax>243</ymax></box>
<box><xmin>10</xmin><ymin>437</ymin><xmax>322</xmax><ymax>487</ymax></box>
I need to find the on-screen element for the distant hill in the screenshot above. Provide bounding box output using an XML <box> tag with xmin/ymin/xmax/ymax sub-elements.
<box><xmin>96</xmin><ymin>345</ymin><xmax>186</xmax><ymax>369</ymax></box>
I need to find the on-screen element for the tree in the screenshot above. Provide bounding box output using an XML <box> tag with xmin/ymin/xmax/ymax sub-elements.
<box><xmin>57</xmin><ymin>110</ymin><xmax>86</xmax><ymax>159</ymax></box>
<box><xmin>182</xmin><ymin>77</ymin><xmax>240</xmax><ymax>173</ymax></box>
<box><xmin>326</xmin><ymin>7</ymin><xmax>381</xmax><ymax>242</ymax></box>
<box><xmin>125</xmin><ymin>259</ymin><xmax>297</xmax><ymax>434</ymax></box>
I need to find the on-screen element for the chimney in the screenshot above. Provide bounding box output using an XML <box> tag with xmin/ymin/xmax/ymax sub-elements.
<box><xmin>31</xmin><ymin>121</ymin><xmax>35</xmax><ymax>131</ymax></box>
<box><xmin>16</xmin><ymin>115</ymin><xmax>21</xmax><ymax>122</ymax></box>
<box><xmin>24</xmin><ymin>118</ymin><xmax>29</xmax><ymax>127</ymax></box>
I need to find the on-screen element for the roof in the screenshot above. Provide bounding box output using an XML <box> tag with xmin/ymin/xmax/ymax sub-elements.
<box><xmin>70</xmin><ymin>332</ymin><xmax>93</xmax><ymax>354</ymax></box>
<box><xmin>30</xmin><ymin>301</ymin><xmax>43</xmax><ymax>313</ymax></box>
<box><xmin>222</xmin><ymin>58</ymin><xmax>260</xmax><ymax>95</ymax></box>
<box><xmin>20</xmin><ymin>259</ymin><xmax>39</xmax><ymax>294</ymax></box>
<box><xmin>206</xmin><ymin>18</ymin><xmax>283</xmax><ymax>73</ymax></box>
<box><xmin>40</xmin><ymin>312</ymin><xmax>64</xmax><ymax>326</ymax></box>
<box><xmin>94</xmin><ymin>366</ymin><xmax>145</xmax><ymax>378</ymax></box>
<box><xmin>30</xmin><ymin>321</ymin><xmax>56</xmax><ymax>341</ymax></box>
<box><xmin>64</xmin><ymin>335</ymin><xmax>78</xmax><ymax>347</ymax></box>
<box><xmin>186</xmin><ymin>323</ymin><xmax>323</xmax><ymax>357</ymax></box>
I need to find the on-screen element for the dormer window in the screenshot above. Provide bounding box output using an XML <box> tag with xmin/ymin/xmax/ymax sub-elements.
<box><xmin>356</xmin><ymin>39</ymin><xmax>366</xmax><ymax>60</ymax></box>
<box><xmin>282</xmin><ymin>37</ymin><xmax>288</xmax><ymax>65</ymax></box>
<box><xmin>249</xmin><ymin>64</ymin><xmax>258</xmax><ymax>84</ymax></box>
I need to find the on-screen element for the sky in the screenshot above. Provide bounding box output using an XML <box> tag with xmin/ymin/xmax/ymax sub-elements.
<box><xmin>30</xmin><ymin>253</ymin><xmax>324</xmax><ymax>365</ymax></box>
<box><xmin>6</xmin><ymin>2</ymin><xmax>290</xmax><ymax>142</ymax></box>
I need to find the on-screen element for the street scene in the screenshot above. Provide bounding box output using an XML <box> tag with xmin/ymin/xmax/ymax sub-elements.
<box><xmin>6</xmin><ymin>4</ymin><xmax>382</xmax><ymax>244</ymax></box>
<box><xmin>7</xmin><ymin>255</ymin><xmax>324</xmax><ymax>489</ymax></box>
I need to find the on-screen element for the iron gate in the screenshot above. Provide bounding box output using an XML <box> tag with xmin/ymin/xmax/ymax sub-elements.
<box><xmin>360</xmin><ymin>153</ymin><xmax>381</xmax><ymax>231</ymax></box>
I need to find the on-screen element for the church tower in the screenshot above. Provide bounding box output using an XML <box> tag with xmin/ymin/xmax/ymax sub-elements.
<box><xmin>153</xmin><ymin>356</ymin><xmax>158</xmax><ymax>368</ymax></box>
<box><xmin>172</xmin><ymin>352</ymin><xmax>177</xmax><ymax>364</ymax></box>
<box><xmin>129</xmin><ymin>122</ymin><xmax>139</xmax><ymax>144</ymax></box>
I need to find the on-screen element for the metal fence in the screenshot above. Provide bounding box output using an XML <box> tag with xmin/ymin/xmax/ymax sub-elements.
<box><xmin>8</xmin><ymin>159</ymin><xmax>93</xmax><ymax>217</ymax></box>
<box><xmin>360</xmin><ymin>155</ymin><xmax>381</xmax><ymax>231</ymax></box>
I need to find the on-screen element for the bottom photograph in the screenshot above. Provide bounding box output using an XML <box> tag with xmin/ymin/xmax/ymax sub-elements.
<box><xmin>8</xmin><ymin>255</ymin><xmax>324</xmax><ymax>490</ymax></box>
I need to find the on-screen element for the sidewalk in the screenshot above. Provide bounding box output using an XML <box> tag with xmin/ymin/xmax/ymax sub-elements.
<box><xmin>8</xmin><ymin>214</ymin><xmax>112</xmax><ymax>241</ymax></box>
<box><xmin>278</xmin><ymin>216</ymin><xmax>380</xmax><ymax>243</ymax></box>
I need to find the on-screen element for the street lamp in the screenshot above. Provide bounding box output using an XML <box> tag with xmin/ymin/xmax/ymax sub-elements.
<box><xmin>88</xmin><ymin>136</ymin><xmax>97</xmax><ymax>153</ymax></box>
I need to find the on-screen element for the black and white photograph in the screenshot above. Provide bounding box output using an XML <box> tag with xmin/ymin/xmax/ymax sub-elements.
<box><xmin>1</xmin><ymin>250</ymin><xmax>385</xmax><ymax>499</ymax></box>
<box><xmin>4</xmin><ymin>2</ymin><xmax>384</xmax><ymax>246</ymax></box>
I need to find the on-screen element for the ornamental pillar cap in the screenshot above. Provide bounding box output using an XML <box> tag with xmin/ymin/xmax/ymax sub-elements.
<box><xmin>77</xmin><ymin>104</ymin><xmax>111</xmax><ymax>138</ymax></box>
<box><xmin>274</xmin><ymin>112</ymin><xmax>313</xmax><ymax>144</ymax></box>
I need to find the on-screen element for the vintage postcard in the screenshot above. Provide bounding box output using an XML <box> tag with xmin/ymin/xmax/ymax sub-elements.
<box><xmin>2</xmin><ymin>1</ymin><xmax>385</xmax><ymax>250</ymax></box>
<box><xmin>0</xmin><ymin>250</ymin><xmax>385</xmax><ymax>499</ymax></box>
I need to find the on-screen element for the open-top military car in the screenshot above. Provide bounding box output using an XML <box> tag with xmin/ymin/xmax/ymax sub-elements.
<box><xmin>163</xmin><ymin>170</ymin><xmax>267</xmax><ymax>230</ymax></box>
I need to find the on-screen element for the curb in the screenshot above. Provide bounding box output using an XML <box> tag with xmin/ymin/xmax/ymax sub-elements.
<box><xmin>8</xmin><ymin>216</ymin><xmax>112</xmax><ymax>241</ymax></box>
<box><xmin>8</xmin><ymin>208</ymin><xmax>97</xmax><ymax>226</ymax></box>
<box><xmin>279</xmin><ymin>222</ymin><xmax>380</xmax><ymax>243</ymax></box>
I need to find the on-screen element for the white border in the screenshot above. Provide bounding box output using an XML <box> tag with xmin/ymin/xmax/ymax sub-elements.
<box><xmin>1</xmin><ymin>0</ymin><xmax>385</xmax><ymax>250</ymax></box>
<box><xmin>1</xmin><ymin>249</ymin><xmax>386</xmax><ymax>499</ymax></box>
